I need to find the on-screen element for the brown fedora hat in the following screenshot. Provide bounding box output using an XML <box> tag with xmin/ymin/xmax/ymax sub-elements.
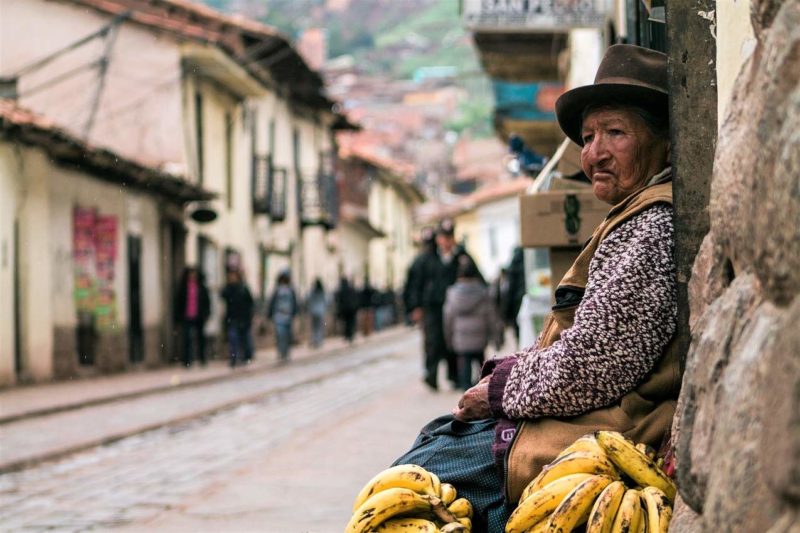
<box><xmin>555</xmin><ymin>44</ymin><xmax>669</xmax><ymax>146</ymax></box>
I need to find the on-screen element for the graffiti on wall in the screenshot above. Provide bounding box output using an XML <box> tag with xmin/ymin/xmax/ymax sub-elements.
<box><xmin>72</xmin><ymin>206</ymin><xmax>118</xmax><ymax>329</ymax></box>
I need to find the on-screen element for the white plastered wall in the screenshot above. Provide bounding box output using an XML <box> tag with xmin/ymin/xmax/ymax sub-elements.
<box><xmin>0</xmin><ymin>144</ymin><xmax>21</xmax><ymax>385</ymax></box>
<box><xmin>716</xmin><ymin>1</ymin><xmax>757</xmax><ymax>123</ymax></box>
<box><xmin>0</xmin><ymin>0</ymin><xmax>187</xmax><ymax>171</ymax></box>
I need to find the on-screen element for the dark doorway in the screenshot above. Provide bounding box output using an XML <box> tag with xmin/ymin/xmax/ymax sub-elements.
<box><xmin>13</xmin><ymin>220</ymin><xmax>22</xmax><ymax>376</ymax></box>
<box><xmin>128</xmin><ymin>234</ymin><xmax>144</xmax><ymax>363</ymax></box>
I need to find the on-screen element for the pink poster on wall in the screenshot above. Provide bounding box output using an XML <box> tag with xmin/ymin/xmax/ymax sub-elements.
<box><xmin>72</xmin><ymin>207</ymin><xmax>96</xmax><ymax>313</ymax></box>
<box><xmin>72</xmin><ymin>207</ymin><xmax>118</xmax><ymax>329</ymax></box>
<box><xmin>93</xmin><ymin>215</ymin><xmax>118</xmax><ymax>329</ymax></box>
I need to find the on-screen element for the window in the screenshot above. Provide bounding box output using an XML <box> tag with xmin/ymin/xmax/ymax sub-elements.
<box><xmin>194</xmin><ymin>91</ymin><xmax>204</xmax><ymax>184</ymax></box>
<box><xmin>225</xmin><ymin>111</ymin><xmax>233</xmax><ymax>210</ymax></box>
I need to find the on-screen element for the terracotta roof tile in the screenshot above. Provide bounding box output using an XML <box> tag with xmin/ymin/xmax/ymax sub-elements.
<box><xmin>0</xmin><ymin>99</ymin><xmax>212</xmax><ymax>203</ymax></box>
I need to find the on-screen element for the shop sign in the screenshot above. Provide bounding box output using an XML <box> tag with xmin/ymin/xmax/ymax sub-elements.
<box><xmin>463</xmin><ymin>0</ymin><xmax>611</xmax><ymax>32</ymax></box>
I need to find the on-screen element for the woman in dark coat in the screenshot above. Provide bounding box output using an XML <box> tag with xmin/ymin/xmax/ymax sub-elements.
<box><xmin>174</xmin><ymin>267</ymin><xmax>211</xmax><ymax>367</ymax></box>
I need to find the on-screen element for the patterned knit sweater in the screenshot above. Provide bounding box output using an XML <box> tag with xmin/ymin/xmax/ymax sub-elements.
<box><xmin>488</xmin><ymin>204</ymin><xmax>677</xmax><ymax>421</ymax></box>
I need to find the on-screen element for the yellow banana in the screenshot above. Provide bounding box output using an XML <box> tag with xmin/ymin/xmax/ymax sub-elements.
<box><xmin>610</xmin><ymin>489</ymin><xmax>642</xmax><ymax>533</ymax></box>
<box><xmin>352</xmin><ymin>464</ymin><xmax>438</xmax><ymax>511</ymax></box>
<box><xmin>636</xmin><ymin>511</ymin><xmax>646</xmax><ymax>533</ymax></box>
<box><xmin>440</xmin><ymin>521</ymin><xmax>467</xmax><ymax>533</ymax></box>
<box><xmin>346</xmin><ymin>487</ymin><xmax>433</xmax><ymax>533</ymax></box>
<box><xmin>447</xmin><ymin>498</ymin><xmax>473</xmax><ymax>519</ymax></box>
<box><xmin>440</xmin><ymin>483</ymin><xmax>458</xmax><ymax>505</ymax></box>
<box><xmin>641</xmin><ymin>486</ymin><xmax>672</xmax><ymax>533</ymax></box>
<box><xmin>457</xmin><ymin>517</ymin><xmax>471</xmax><ymax>530</ymax></box>
<box><xmin>586</xmin><ymin>480</ymin><xmax>626</xmax><ymax>533</ymax></box>
<box><xmin>374</xmin><ymin>517</ymin><xmax>440</xmax><ymax>532</ymax></box>
<box><xmin>595</xmin><ymin>432</ymin><xmax>676</xmax><ymax>501</ymax></box>
<box><xmin>505</xmin><ymin>473</ymin><xmax>594</xmax><ymax>533</ymax></box>
<box><xmin>431</xmin><ymin>472</ymin><xmax>442</xmax><ymax>497</ymax></box>
<box><xmin>557</xmin><ymin>434</ymin><xmax>606</xmax><ymax>459</ymax></box>
<box><xmin>546</xmin><ymin>475</ymin><xmax>614</xmax><ymax>532</ymax></box>
<box><xmin>527</xmin><ymin>520</ymin><xmax>551</xmax><ymax>533</ymax></box>
<box><xmin>519</xmin><ymin>450</ymin><xmax>619</xmax><ymax>502</ymax></box>
<box><xmin>635</xmin><ymin>443</ymin><xmax>657</xmax><ymax>460</ymax></box>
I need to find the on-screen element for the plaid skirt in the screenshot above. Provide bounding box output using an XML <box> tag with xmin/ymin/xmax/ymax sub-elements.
<box><xmin>392</xmin><ymin>415</ymin><xmax>511</xmax><ymax>533</ymax></box>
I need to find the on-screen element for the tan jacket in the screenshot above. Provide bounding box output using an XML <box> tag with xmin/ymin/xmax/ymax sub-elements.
<box><xmin>505</xmin><ymin>182</ymin><xmax>682</xmax><ymax>503</ymax></box>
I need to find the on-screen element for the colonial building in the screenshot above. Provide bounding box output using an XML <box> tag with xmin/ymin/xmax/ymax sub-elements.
<box><xmin>0</xmin><ymin>0</ymin><xmax>350</xmax><ymax>381</ymax></box>
<box><xmin>0</xmin><ymin>100</ymin><xmax>210</xmax><ymax>386</ymax></box>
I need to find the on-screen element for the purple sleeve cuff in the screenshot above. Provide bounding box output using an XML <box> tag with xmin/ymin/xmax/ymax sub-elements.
<box><xmin>488</xmin><ymin>356</ymin><xmax>517</xmax><ymax>418</ymax></box>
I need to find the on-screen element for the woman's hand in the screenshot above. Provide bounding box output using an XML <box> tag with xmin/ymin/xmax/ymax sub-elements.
<box><xmin>452</xmin><ymin>376</ymin><xmax>492</xmax><ymax>421</ymax></box>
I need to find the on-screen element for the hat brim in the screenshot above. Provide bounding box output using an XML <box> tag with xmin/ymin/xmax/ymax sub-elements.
<box><xmin>555</xmin><ymin>83</ymin><xmax>669</xmax><ymax>146</ymax></box>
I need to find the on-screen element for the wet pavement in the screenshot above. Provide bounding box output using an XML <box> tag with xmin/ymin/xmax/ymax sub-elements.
<box><xmin>0</xmin><ymin>328</ymin><xmax>466</xmax><ymax>532</ymax></box>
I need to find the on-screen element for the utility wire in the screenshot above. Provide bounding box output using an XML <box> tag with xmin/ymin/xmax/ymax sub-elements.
<box><xmin>17</xmin><ymin>59</ymin><xmax>104</xmax><ymax>98</ymax></box>
<box><xmin>9</xmin><ymin>11</ymin><xmax>132</xmax><ymax>78</ymax></box>
<box><xmin>84</xmin><ymin>23</ymin><xmax>122</xmax><ymax>138</ymax></box>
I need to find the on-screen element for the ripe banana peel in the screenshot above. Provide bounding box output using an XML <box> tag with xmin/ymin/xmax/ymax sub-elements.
<box><xmin>374</xmin><ymin>517</ymin><xmax>440</xmax><ymax>532</ymax></box>
<box><xmin>556</xmin><ymin>434</ymin><xmax>606</xmax><ymax>460</ymax></box>
<box><xmin>635</xmin><ymin>442</ymin><xmax>657</xmax><ymax>460</ymax></box>
<box><xmin>586</xmin><ymin>480</ymin><xmax>626</xmax><ymax>533</ymax></box>
<box><xmin>352</xmin><ymin>464</ymin><xmax>438</xmax><ymax>511</ymax></box>
<box><xmin>505</xmin><ymin>473</ymin><xmax>594</xmax><ymax>533</ymax></box>
<box><xmin>519</xmin><ymin>450</ymin><xmax>619</xmax><ymax>503</ymax></box>
<box><xmin>610</xmin><ymin>488</ymin><xmax>642</xmax><ymax>533</ymax></box>
<box><xmin>641</xmin><ymin>486</ymin><xmax>672</xmax><ymax>533</ymax></box>
<box><xmin>440</xmin><ymin>483</ymin><xmax>458</xmax><ymax>506</ymax></box>
<box><xmin>594</xmin><ymin>431</ymin><xmax>677</xmax><ymax>501</ymax></box>
<box><xmin>447</xmin><ymin>497</ymin><xmax>473</xmax><ymax>519</ymax></box>
<box><xmin>546</xmin><ymin>475</ymin><xmax>613</xmax><ymax>532</ymax></box>
<box><xmin>440</xmin><ymin>522</ymin><xmax>468</xmax><ymax>533</ymax></box>
<box><xmin>346</xmin><ymin>487</ymin><xmax>433</xmax><ymax>533</ymax></box>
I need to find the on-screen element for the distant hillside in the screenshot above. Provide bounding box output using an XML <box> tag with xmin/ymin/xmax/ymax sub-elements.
<box><xmin>200</xmin><ymin>0</ymin><xmax>481</xmax><ymax>79</ymax></box>
<box><xmin>200</xmin><ymin>0</ymin><xmax>493</xmax><ymax>138</ymax></box>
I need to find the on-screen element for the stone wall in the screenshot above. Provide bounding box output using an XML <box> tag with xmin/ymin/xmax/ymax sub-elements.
<box><xmin>671</xmin><ymin>1</ymin><xmax>800</xmax><ymax>531</ymax></box>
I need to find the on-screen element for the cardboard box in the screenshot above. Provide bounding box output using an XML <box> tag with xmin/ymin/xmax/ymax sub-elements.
<box><xmin>520</xmin><ymin>189</ymin><xmax>609</xmax><ymax>248</ymax></box>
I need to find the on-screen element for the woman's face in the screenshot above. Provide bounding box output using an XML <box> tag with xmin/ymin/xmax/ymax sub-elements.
<box><xmin>580</xmin><ymin>107</ymin><xmax>669</xmax><ymax>205</ymax></box>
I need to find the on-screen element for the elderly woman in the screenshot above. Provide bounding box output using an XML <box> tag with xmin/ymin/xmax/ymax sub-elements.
<box><xmin>392</xmin><ymin>45</ymin><xmax>680</xmax><ymax>532</ymax></box>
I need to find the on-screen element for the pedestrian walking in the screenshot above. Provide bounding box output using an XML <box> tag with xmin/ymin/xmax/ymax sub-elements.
<box><xmin>405</xmin><ymin>218</ymin><xmax>483</xmax><ymax>391</ymax></box>
<box><xmin>503</xmin><ymin>246</ymin><xmax>526</xmax><ymax>347</ymax></box>
<box><xmin>443</xmin><ymin>260</ymin><xmax>495</xmax><ymax>390</ymax></box>
<box><xmin>403</xmin><ymin>226</ymin><xmax>435</xmax><ymax>325</ymax></box>
<box><xmin>359</xmin><ymin>278</ymin><xmax>377</xmax><ymax>337</ymax></box>
<box><xmin>174</xmin><ymin>266</ymin><xmax>211</xmax><ymax>367</ymax></box>
<box><xmin>306</xmin><ymin>278</ymin><xmax>327</xmax><ymax>348</ymax></box>
<box><xmin>220</xmin><ymin>269</ymin><xmax>254</xmax><ymax>367</ymax></box>
<box><xmin>488</xmin><ymin>268</ymin><xmax>509</xmax><ymax>351</ymax></box>
<box><xmin>335</xmin><ymin>276</ymin><xmax>359</xmax><ymax>343</ymax></box>
<box><xmin>268</xmin><ymin>270</ymin><xmax>298</xmax><ymax>361</ymax></box>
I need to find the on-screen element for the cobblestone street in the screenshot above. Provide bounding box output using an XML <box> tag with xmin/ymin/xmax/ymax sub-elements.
<box><xmin>0</xmin><ymin>330</ymin><xmax>463</xmax><ymax>532</ymax></box>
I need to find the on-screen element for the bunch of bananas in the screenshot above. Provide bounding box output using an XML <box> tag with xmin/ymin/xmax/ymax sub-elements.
<box><xmin>345</xmin><ymin>464</ymin><xmax>474</xmax><ymax>532</ymax></box>
<box><xmin>505</xmin><ymin>431</ymin><xmax>676</xmax><ymax>533</ymax></box>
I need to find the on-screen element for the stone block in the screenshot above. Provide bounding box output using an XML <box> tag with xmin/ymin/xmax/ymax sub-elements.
<box><xmin>669</xmin><ymin>495</ymin><xmax>703</xmax><ymax>533</ymax></box>
<box><xmin>761</xmin><ymin>295</ymin><xmax>800</xmax><ymax>503</ymax></box>
<box><xmin>701</xmin><ymin>300</ymin><xmax>783</xmax><ymax>531</ymax></box>
<box><xmin>675</xmin><ymin>274</ymin><xmax>759</xmax><ymax>511</ymax></box>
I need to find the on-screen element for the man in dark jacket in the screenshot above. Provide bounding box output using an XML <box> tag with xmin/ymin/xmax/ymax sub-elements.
<box><xmin>405</xmin><ymin>219</ymin><xmax>482</xmax><ymax>391</ymax></box>
<box><xmin>503</xmin><ymin>246</ymin><xmax>526</xmax><ymax>346</ymax></box>
<box><xmin>220</xmin><ymin>269</ymin><xmax>255</xmax><ymax>367</ymax></box>
<box><xmin>174</xmin><ymin>266</ymin><xmax>211</xmax><ymax>367</ymax></box>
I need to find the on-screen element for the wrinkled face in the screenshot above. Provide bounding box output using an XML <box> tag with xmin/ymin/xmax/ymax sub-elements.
<box><xmin>580</xmin><ymin>107</ymin><xmax>670</xmax><ymax>205</ymax></box>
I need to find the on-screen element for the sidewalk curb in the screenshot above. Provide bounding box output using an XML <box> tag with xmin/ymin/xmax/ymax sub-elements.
<box><xmin>0</xmin><ymin>327</ymin><xmax>413</xmax><ymax>426</ymax></box>
<box><xmin>0</xmin><ymin>328</ymin><xmax>418</xmax><ymax>474</ymax></box>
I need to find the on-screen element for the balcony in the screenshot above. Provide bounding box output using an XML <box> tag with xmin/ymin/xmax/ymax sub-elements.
<box><xmin>298</xmin><ymin>170</ymin><xmax>338</xmax><ymax>229</ymax></box>
<box><xmin>251</xmin><ymin>154</ymin><xmax>287</xmax><ymax>222</ymax></box>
